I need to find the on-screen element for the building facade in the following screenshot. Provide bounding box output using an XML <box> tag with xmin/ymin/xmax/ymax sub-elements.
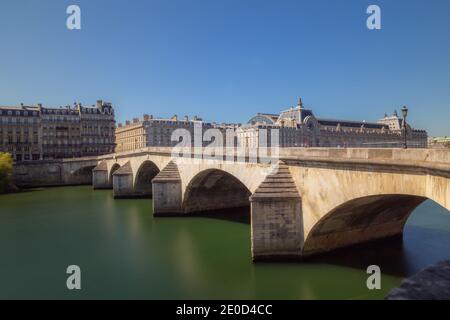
<box><xmin>429</xmin><ymin>136</ymin><xmax>450</xmax><ymax>149</ymax></box>
<box><xmin>0</xmin><ymin>100</ymin><xmax>115</xmax><ymax>161</ymax></box>
<box><xmin>237</xmin><ymin>98</ymin><xmax>428</xmax><ymax>148</ymax></box>
<box><xmin>115</xmin><ymin>114</ymin><xmax>216</xmax><ymax>152</ymax></box>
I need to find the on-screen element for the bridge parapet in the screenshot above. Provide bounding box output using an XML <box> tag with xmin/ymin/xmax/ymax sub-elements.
<box><xmin>280</xmin><ymin>148</ymin><xmax>450</xmax><ymax>164</ymax></box>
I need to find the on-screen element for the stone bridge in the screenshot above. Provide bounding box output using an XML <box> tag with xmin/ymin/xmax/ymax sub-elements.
<box><xmin>14</xmin><ymin>147</ymin><xmax>450</xmax><ymax>261</ymax></box>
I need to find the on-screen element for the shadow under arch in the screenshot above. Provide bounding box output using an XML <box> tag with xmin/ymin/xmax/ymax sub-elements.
<box><xmin>109</xmin><ymin>163</ymin><xmax>121</xmax><ymax>188</ymax></box>
<box><xmin>303</xmin><ymin>194</ymin><xmax>431</xmax><ymax>258</ymax></box>
<box><xmin>304</xmin><ymin>198</ymin><xmax>450</xmax><ymax>278</ymax></box>
<box><xmin>134</xmin><ymin>160</ymin><xmax>160</xmax><ymax>198</ymax></box>
<box><xmin>71</xmin><ymin>165</ymin><xmax>96</xmax><ymax>185</ymax></box>
<box><xmin>182</xmin><ymin>168</ymin><xmax>252</xmax><ymax>223</ymax></box>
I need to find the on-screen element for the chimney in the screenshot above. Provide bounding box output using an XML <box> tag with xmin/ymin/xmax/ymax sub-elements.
<box><xmin>118</xmin><ymin>123</ymin><xmax>122</xmax><ymax>127</ymax></box>
<box><xmin>171</xmin><ymin>114</ymin><xmax>178</xmax><ymax>121</ymax></box>
<box><xmin>133</xmin><ymin>118</ymin><xmax>139</xmax><ymax>123</ymax></box>
<box><xmin>143</xmin><ymin>114</ymin><xmax>150</xmax><ymax>121</ymax></box>
<box><xmin>125</xmin><ymin>120</ymin><xmax>130</xmax><ymax>125</ymax></box>
<box><xmin>184</xmin><ymin>115</ymin><xmax>189</xmax><ymax>121</ymax></box>
<box><xmin>96</xmin><ymin>100</ymin><xmax>103</xmax><ymax>108</ymax></box>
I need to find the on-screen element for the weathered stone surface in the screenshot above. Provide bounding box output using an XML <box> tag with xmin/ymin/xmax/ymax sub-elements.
<box><xmin>13</xmin><ymin>160</ymin><xmax>97</xmax><ymax>187</ymax></box>
<box><xmin>92</xmin><ymin>161</ymin><xmax>109</xmax><ymax>189</ymax></box>
<box><xmin>152</xmin><ymin>161</ymin><xmax>183</xmax><ymax>215</ymax></box>
<box><xmin>113</xmin><ymin>161</ymin><xmax>133</xmax><ymax>175</ymax></box>
<box><xmin>251</xmin><ymin>161</ymin><xmax>300</xmax><ymax>199</ymax></box>
<box><xmin>92</xmin><ymin>161</ymin><xmax>108</xmax><ymax>171</ymax></box>
<box><xmin>113</xmin><ymin>161</ymin><xmax>134</xmax><ymax>198</ymax></box>
<box><xmin>152</xmin><ymin>160</ymin><xmax>180</xmax><ymax>182</ymax></box>
<box><xmin>386</xmin><ymin>261</ymin><xmax>450</xmax><ymax>300</ymax></box>
<box><xmin>250</xmin><ymin>161</ymin><xmax>303</xmax><ymax>261</ymax></box>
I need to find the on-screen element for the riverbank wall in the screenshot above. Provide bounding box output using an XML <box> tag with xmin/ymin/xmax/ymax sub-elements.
<box><xmin>13</xmin><ymin>158</ymin><xmax>99</xmax><ymax>188</ymax></box>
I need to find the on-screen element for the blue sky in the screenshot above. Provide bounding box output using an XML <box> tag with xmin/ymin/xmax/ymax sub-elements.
<box><xmin>0</xmin><ymin>0</ymin><xmax>449</xmax><ymax>136</ymax></box>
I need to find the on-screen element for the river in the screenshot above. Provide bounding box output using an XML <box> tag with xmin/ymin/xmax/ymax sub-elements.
<box><xmin>0</xmin><ymin>186</ymin><xmax>449</xmax><ymax>299</ymax></box>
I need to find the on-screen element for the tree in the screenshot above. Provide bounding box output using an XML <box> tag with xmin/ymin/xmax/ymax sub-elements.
<box><xmin>0</xmin><ymin>152</ymin><xmax>13</xmax><ymax>193</ymax></box>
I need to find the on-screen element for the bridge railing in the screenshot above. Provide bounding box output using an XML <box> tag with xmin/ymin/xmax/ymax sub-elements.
<box><xmin>279</xmin><ymin>148</ymin><xmax>450</xmax><ymax>164</ymax></box>
<box><xmin>14</xmin><ymin>147</ymin><xmax>450</xmax><ymax>167</ymax></box>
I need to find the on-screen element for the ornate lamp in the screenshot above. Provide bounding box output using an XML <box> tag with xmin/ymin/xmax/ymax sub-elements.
<box><xmin>401</xmin><ymin>106</ymin><xmax>409</xmax><ymax>149</ymax></box>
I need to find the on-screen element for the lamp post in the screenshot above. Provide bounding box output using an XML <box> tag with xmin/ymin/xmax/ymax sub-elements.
<box><xmin>401</xmin><ymin>106</ymin><xmax>409</xmax><ymax>149</ymax></box>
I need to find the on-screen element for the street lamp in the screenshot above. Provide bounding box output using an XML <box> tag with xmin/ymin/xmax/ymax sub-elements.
<box><xmin>401</xmin><ymin>106</ymin><xmax>409</xmax><ymax>149</ymax></box>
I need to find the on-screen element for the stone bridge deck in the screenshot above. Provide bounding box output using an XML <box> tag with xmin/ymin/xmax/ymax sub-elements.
<box><xmin>13</xmin><ymin>147</ymin><xmax>450</xmax><ymax>261</ymax></box>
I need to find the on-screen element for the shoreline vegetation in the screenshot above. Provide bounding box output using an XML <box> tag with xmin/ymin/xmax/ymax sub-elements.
<box><xmin>0</xmin><ymin>152</ymin><xmax>14</xmax><ymax>194</ymax></box>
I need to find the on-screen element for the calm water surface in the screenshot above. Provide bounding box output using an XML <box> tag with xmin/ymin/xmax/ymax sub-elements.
<box><xmin>0</xmin><ymin>186</ymin><xmax>450</xmax><ymax>299</ymax></box>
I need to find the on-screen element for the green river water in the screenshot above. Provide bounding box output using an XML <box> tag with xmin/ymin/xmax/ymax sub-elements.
<box><xmin>1</xmin><ymin>186</ymin><xmax>449</xmax><ymax>299</ymax></box>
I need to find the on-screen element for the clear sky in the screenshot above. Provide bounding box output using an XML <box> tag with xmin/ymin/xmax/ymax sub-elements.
<box><xmin>0</xmin><ymin>0</ymin><xmax>449</xmax><ymax>136</ymax></box>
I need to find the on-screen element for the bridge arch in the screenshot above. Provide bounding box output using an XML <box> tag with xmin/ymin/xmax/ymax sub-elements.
<box><xmin>134</xmin><ymin>160</ymin><xmax>160</xmax><ymax>197</ymax></box>
<box><xmin>71</xmin><ymin>165</ymin><xmax>96</xmax><ymax>185</ymax></box>
<box><xmin>109</xmin><ymin>163</ymin><xmax>121</xmax><ymax>187</ymax></box>
<box><xmin>183</xmin><ymin>168</ymin><xmax>252</xmax><ymax>214</ymax></box>
<box><xmin>72</xmin><ymin>165</ymin><xmax>96</xmax><ymax>176</ymax></box>
<box><xmin>302</xmin><ymin>193</ymin><xmax>444</xmax><ymax>257</ymax></box>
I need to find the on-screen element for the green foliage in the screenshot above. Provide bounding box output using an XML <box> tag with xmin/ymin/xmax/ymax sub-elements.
<box><xmin>0</xmin><ymin>152</ymin><xmax>13</xmax><ymax>193</ymax></box>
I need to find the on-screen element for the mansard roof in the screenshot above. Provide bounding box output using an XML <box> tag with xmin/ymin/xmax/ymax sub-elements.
<box><xmin>1</xmin><ymin>101</ymin><xmax>114</xmax><ymax>116</ymax></box>
<box><xmin>0</xmin><ymin>106</ymin><xmax>40</xmax><ymax>116</ymax></box>
<box><xmin>317</xmin><ymin>118</ymin><xmax>389</xmax><ymax>130</ymax></box>
<box><xmin>41</xmin><ymin>107</ymin><xmax>80</xmax><ymax>115</ymax></box>
<box><xmin>248</xmin><ymin>113</ymin><xmax>279</xmax><ymax>125</ymax></box>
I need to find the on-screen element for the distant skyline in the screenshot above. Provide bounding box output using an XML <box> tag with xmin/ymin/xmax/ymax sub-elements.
<box><xmin>1</xmin><ymin>0</ymin><xmax>449</xmax><ymax>136</ymax></box>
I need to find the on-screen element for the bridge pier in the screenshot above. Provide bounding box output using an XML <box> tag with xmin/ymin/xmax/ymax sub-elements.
<box><xmin>112</xmin><ymin>162</ymin><xmax>135</xmax><ymax>199</ymax></box>
<box><xmin>250</xmin><ymin>162</ymin><xmax>304</xmax><ymax>261</ymax></box>
<box><xmin>92</xmin><ymin>161</ymin><xmax>109</xmax><ymax>189</ymax></box>
<box><xmin>152</xmin><ymin>161</ymin><xmax>183</xmax><ymax>216</ymax></box>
